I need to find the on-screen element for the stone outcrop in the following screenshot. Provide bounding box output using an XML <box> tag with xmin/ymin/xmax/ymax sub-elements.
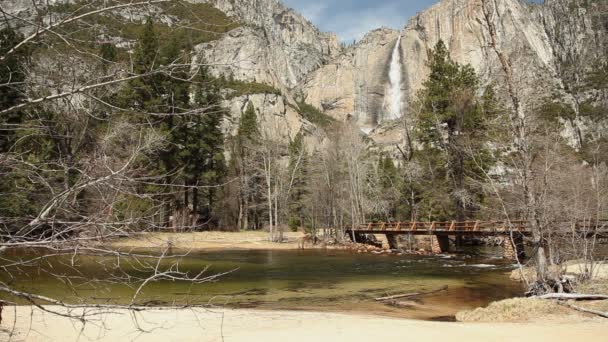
<box><xmin>221</xmin><ymin>93</ymin><xmax>305</xmax><ymax>143</ymax></box>
<box><xmin>195</xmin><ymin>27</ymin><xmax>277</xmax><ymax>86</ymax></box>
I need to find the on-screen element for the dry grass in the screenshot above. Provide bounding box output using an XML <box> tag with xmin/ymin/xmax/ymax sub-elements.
<box><xmin>510</xmin><ymin>262</ymin><xmax>608</xmax><ymax>283</ymax></box>
<box><xmin>577</xmin><ymin>280</ymin><xmax>608</xmax><ymax>295</ymax></box>
<box><xmin>485</xmin><ymin>262</ymin><xmax>608</xmax><ymax>323</ymax></box>
<box><xmin>105</xmin><ymin>231</ymin><xmax>307</xmax><ymax>250</ymax></box>
<box><xmin>455</xmin><ymin>298</ymin><xmax>582</xmax><ymax>322</ymax></box>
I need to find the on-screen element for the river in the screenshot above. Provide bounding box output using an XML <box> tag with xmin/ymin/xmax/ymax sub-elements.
<box><xmin>0</xmin><ymin>246</ymin><xmax>526</xmax><ymax>320</ymax></box>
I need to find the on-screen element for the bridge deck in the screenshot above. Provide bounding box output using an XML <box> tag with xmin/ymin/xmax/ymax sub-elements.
<box><xmin>348</xmin><ymin>220</ymin><xmax>608</xmax><ymax>236</ymax></box>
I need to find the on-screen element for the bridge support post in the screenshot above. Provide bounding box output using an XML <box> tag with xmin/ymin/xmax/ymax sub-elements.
<box><xmin>503</xmin><ymin>234</ymin><xmax>525</xmax><ymax>261</ymax></box>
<box><xmin>386</xmin><ymin>234</ymin><xmax>399</xmax><ymax>250</ymax></box>
<box><xmin>350</xmin><ymin>232</ymin><xmax>366</xmax><ymax>243</ymax></box>
<box><xmin>431</xmin><ymin>235</ymin><xmax>450</xmax><ymax>254</ymax></box>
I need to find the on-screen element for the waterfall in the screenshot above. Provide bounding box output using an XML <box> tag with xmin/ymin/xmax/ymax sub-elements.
<box><xmin>387</xmin><ymin>35</ymin><xmax>403</xmax><ymax>120</ymax></box>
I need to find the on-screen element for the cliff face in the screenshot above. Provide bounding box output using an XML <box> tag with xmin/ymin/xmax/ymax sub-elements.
<box><xmin>300</xmin><ymin>0</ymin><xmax>607</xmax><ymax>133</ymax></box>
<box><xmin>222</xmin><ymin>93</ymin><xmax>307</xmax><ymax>143</ymax></box>
<box><xmin>2</xmin><ymin>0</ymin><xmax>340</xmax><ymax>145</ymax></box>
<box><xmin>401</xmin><ymin>0</ymin><xmax>564</xmax><ymax>109</ymax></box>
<box><xmin>5</xmin><ymin>0</ymin><xmax>341</xmax><ymax>91</ymax></box>
<box><xmin>536</xmin><ymin>0</ymin><xmax>608</xmax><ymax>102</ymax></box>
<box><xmin>299</xmin><ymin>28</ymin><xmax>401</xmax><ymax>132</ymax></box>
<box><xmin>3</xmin><ymin>0</ymin><xmax>605</xmax><ymax>144</ymax></box>
<box><xmin>194</xmin><ymin>0</ymin><xmax>341</xmax><ymax>89</ymax></box>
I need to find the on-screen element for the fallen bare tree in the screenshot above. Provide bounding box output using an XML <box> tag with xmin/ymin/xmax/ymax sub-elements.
<box><xmin>537</xmin><ymin>294</ymin><xmax>608</xmax><ymax>301</ymax></box>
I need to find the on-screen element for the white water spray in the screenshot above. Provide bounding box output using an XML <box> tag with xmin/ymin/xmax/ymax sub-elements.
<box><xmin>387</xmin><ymin>35</ymin><xmax>403</xmax><ymax>120</ymax></box>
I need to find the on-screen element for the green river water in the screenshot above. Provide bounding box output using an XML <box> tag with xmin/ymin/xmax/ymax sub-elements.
<box><xmin>0</xmin><ymin>247</ymin><xmax>524</xmax><ymax>320</ymax></box>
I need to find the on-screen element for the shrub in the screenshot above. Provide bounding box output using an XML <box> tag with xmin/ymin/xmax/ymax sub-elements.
<box><xmin>288</xmin><ymin>217</ymin><xmax>300</xmax><ymax>232</ymax></box>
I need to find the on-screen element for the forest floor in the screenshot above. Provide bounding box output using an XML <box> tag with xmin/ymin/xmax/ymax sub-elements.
<box><xmin>2</xmin><ymin>305</ymin><xmax>607</xmax><ymax>342</ymax></box>
<box><xmin>107</xmin><ymin>231</ymin><xmax>308</xmax><ymax>250</ymax></box>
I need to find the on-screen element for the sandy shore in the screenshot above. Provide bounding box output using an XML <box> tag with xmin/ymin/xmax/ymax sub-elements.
<box><xmin>107</xmin><ymin>231</ymin><xmax>307</xmax><ymax>251</ymax></box>
<box><xmin>2</xmin><ymin>306</ymin><xmax>607</xmax><ymax>342</ymax></box>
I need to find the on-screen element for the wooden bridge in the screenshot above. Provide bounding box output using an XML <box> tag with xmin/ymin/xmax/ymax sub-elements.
<box><xmin>350</xmin><ymin>220</ymin><xmax>608</xmax><ymax>235</ymax></box>
<box><xmin>347</xmin><ymin>220</ymin><xmax>608</xmax><ymax>260</ymax></box>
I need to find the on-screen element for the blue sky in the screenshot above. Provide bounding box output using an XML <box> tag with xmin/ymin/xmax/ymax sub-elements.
<box><xmin>282</xmin><ymin>0</ymin><xmax>543</xmax><ymax>42</ymax></box>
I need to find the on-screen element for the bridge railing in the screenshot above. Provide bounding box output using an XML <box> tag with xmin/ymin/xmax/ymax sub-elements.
<box><xmin>354</xmin><ymin>220</ymin><xmax>608</xmax><ymax>234</ymax></box>
<box><xmin>356</xmin><ymin>221</ymin><xmax>527</xmax><ymax>232</ymax></box>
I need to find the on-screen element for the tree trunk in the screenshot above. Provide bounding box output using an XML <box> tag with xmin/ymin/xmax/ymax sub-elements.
<box><xmin>243</xmin><ymin>195</ymin><xmax>249</xmax><ymax>230</ymax></box>
<box><xmin>184</xmin><ymin>180</ymin><xmax>189</xmax><ymax>211</ymax></box>
<box><xmin>193</xmin><ymin>183</ymin><xmax>199</xmax><ymax>226</ymax></box>
<box><xmin>481</xmin><ymin>0</ymin><xmax>548</xmax><ymax>282</ymax></box>
<box><xmin>266</xmin><ymin>160</ymin><xmax>274</xmax><ymax>242</ymax></box>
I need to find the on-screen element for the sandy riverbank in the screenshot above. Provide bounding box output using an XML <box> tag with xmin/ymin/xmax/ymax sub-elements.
<box><xmin>2</xmin><ymin>306</ymin><xmax>607</xmax><ymax>342</ymax></box>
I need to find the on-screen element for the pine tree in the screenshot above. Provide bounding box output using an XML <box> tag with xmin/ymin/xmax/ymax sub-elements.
<box><xmin>415</xmin><ymin>40</ymin><xmax>496</xmax><ymax>221</ymax></box>
<box><xmin>119</xmin><ymin>18</ymin><xmax>234</xmax><ymax>229</ymax></box>
<box><xmin>133</xmin><ymin>17</ymin><xmax>159</xmax><ymax>75</ymax></box>
<box><xmin>375</xmin><ymin>154</ymin><xmax>401</xmax><ymax>221</ymax></box>
<box><xmin>233</xmin><ymin>102</ymin><xmax>262</xmax><ymax>230</ymax></box>
<box><xmin>158</xmin><ymin>34</ymin><xmax>190</xmax><ymax>181</ymax></box>
<box><xmin>99</xmin><ymin>42</ymin><xmax>117</xmax><ymax>72</ymax></box>
<box><xmin>238</xmin><ymin>102</ymin><xmax>259</xmax><ymax>141</ymax></box>
<box><xmin>0</xmin><ymin>26</ymin><xmax>30</xmax><ymax>152</ymax></box>
<box><xmin>287</xmin><ymin>132</ymin><xmax>309</xmax><ymax>231</ymax></box>
<box><xmin>0</xmin><ymin>26</ymin><xmax>33</xmax><ymax>219</ymax></box>
<box><xmin>174</xmin><ymin>63</ymin><xmax>226</xmax><ymax>222</ymax></box>
<box><xmin>378</xmin><ymin>154</ymin><xmax>398</xmax><ymax>190</ymax></box>
<box><xmin>120</xmin><ymin>17</ymin><xmax>162</xmax><ymax>112</ymax></box>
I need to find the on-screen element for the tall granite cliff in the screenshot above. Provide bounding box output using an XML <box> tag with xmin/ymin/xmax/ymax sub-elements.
<box><xmin>301</xmin><ymin>0</ymin><xmax>607</xmax><ymax>135</ymax></box>
<box><xmin>193</xmin><ymin>0</ymin><xmax>341</xmax><ymax>89</ymax></box>
<box><xmin>2</xmin><ymin>0</ymin><xmax>606</xmax><ymax>144</ymax></box>
<box><xmin>0</xmin><ymin>0</ymin><xmax>340</xmax><ymax>144</ymax></box>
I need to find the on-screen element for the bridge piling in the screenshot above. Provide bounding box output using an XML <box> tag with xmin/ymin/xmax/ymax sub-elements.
<box><xmin>386</xmin><ymin>234</ymin><xmax>399</xmax><ymax>249</ymax></box>
<box><xmin>431</xmin><ymin>235</ymin><xmax>450</xmax><ymax>254</ymax></box>
<box><xmin>503</xmin><ymin>234</ymin><xmax>525</xmax><ymax>261</ymax></box>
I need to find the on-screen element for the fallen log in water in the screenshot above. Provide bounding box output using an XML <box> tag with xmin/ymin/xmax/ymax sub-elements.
<box><xmin>375</xmin><ymin>285</ymin><xmax>448</xmax><ymax>301</ymax></box>
<box><xmin>537</xmin><ymin>293</ymin><xmax>608</xmax><ymax>301</ymax></box>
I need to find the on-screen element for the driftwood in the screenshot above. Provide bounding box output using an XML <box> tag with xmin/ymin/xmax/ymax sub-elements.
<box><xmin>537</xmin><ymin>293</ymin><xmax>608</xmax><ymax>301</ymax></box>
<box><xmin>375</xmin><ymin>292</ymin><xmax>421</xmax><ymax>301</ymax></box>
<box><xmin>375</xmin><ymin>286</ymin><xmax>448</xmax><ymax>301</ymax></box>
<box><xmin>558</xmin><ymin>301</ymin><xmax>608</xmax><ymax>319</ymax></box>
<box><xmin>387</xmin><ymin>300</ymin><xmax>419</xmax><ymax>308</ymax></box>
